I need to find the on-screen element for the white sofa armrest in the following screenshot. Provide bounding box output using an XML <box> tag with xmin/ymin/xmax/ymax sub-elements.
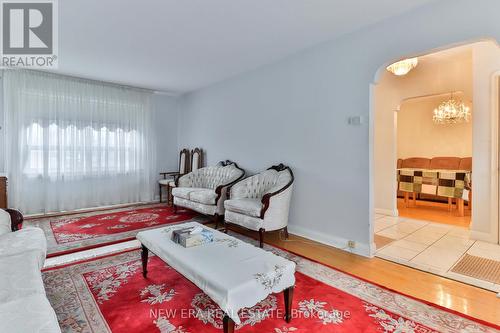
<box><xmin>177</xmin><ymin>173</ymin><xmax>194</xmax><ymax>188</ymax></box>
<box><xmin>262</xmin><ymin>185</ymin><xmax>294</xmax><ymax>231</ymax></box>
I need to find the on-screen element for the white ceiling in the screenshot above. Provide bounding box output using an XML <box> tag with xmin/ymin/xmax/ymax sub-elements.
<box><xmin>57</xmin><ymin>0</ymin><xmax>436</xmax><ymax>93</ymax></box>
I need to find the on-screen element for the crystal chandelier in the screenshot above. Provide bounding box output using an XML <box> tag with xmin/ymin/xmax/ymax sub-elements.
<box><xmin>432</xmin><ymin>94</ymin><xmax>471</xmax><ymax>124</ymax></box>
<box><xmin>386</xmin><ymin>58</ymin><xmax>418</xmax><ymax>76</ymax></box>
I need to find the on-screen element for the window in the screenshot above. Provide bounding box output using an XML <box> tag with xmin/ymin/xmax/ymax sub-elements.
<box><xmin>24</xmin><ymin>123</ymin><xmax>143</xmax><ymax>178</ymax></box>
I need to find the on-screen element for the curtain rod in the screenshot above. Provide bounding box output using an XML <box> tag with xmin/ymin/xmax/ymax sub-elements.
<box><xmin>0</xmin><ymin>68</ymin><xmax>180</xmax><ymax>96</ymax></box>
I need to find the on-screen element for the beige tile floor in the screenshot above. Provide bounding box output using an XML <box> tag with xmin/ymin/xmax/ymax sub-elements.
<box><xmin>374</xmin><ymin>213</ymin><xmax>500</xmax><ymax>292</ymax></box>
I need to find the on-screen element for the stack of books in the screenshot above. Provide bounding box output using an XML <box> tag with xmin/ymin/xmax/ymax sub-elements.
<box><xmin>172</xmin><ymin>226</ymin><xmax>214</xmax><ymax>248</ymax></box>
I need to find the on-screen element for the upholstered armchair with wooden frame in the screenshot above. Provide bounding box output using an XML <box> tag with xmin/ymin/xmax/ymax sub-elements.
<box><xmin>172</xmin><ymin>160</ymin><xmax>245</xmax><ymax>228</ymax></box>
<box><xmin>159</xmin><ymin>148</ymin><xmax>190</xmax><ymax>203</ymax></box>
<box><xmin>224</xmin><ymin>164</ymin><xmax>294</xmax><ymax>248</ymax></box>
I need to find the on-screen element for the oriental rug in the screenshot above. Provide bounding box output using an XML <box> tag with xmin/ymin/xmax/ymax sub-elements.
<box><xmin>41</xmin><ymin>240</ymin><xmax>499</xmax><ymax>333</ymax></box>
<box><xmin>25</xmin><ymin>204</ymin><xmax>197</xmax><ymax>257</ymax></box>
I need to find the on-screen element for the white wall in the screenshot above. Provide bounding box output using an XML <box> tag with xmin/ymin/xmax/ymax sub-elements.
<box><xmin>397</xmin><ymin>96</ymin><xmax>473</xmax><ymax>159</ymax></box>
<box><xmin>178</xmin><ymin>0</ymin><xmax>500</xmax><ymax>254</ymax></box>
<box><xmin>471</xmin><ymin>41</ymin><xmax>500</xmax><ymax>240</ymax></box>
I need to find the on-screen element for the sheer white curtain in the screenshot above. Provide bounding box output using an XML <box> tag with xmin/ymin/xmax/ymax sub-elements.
<box><xmin>3</xmin><ymin>70</ymin><xmax>156</xmax><ymax>214</ymax></box>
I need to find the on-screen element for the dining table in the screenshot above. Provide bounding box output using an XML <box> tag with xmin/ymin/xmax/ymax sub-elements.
<box><xmin>397</xmin><ymin>168</ymin><xmax>471</xmax><ymax>216</ymax></box>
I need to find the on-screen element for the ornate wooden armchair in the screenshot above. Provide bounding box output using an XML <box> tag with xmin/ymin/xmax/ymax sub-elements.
<box><xmin>159</xmin><ymin>149</ymin><xmax>190</xmax><ymax>203</ymax></box>
<box><xmin>224</xmin><ymin>164</ymin><xmax>294</xmax><ymax>248</ymax></box>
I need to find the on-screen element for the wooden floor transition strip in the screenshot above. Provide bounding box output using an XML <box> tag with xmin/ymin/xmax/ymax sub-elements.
<box><xmin>451</xmin><ymin>254</ymin><xmax>500</xmax><ymax>285</ymax></box>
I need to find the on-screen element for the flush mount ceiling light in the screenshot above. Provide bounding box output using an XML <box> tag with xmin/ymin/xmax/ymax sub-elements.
<box><xmin>433</xmin><ymin>93</ymin><xmax>471</xmax><ymax>125</ymax></box>
<box><xmin>386</xmin><ymin>57</ymin><xmax>418</xmax><ymax>76</ymax></box>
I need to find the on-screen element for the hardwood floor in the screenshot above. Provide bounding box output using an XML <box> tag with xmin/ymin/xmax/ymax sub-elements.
<box><xmin>228</xmin><ymin>225</ymin><xmax>500</xmax><ymax>326</ymax></box>
<box><xmin>397</xmin><ymin>198</ymin><xmax>471</xmax><ymax>227</ymax></box>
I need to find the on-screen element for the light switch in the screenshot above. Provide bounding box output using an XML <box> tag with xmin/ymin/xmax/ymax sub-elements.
<box><xmin>348</xmin><ymin>116</ymin><xmax>363</xmax><ymax>126</ymax></box>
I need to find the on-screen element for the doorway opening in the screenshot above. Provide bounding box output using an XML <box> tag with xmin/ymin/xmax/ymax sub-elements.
<box><xmin>371</xmin><ymin>40</ymin><xmax>500</xmax><ymax>292</ymax></box>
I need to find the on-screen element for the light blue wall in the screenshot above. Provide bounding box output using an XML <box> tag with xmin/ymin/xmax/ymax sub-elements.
<box><xmin>152</xmin><ymin>94</ymin><xmax>180</xmax><ymax>178</ymax></box>
<box><xmin>178</xmin><ymin>0</ymin><xmax>500</xmax><ymax>255</ymax></box>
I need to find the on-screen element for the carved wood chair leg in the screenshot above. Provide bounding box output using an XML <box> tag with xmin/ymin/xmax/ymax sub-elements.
<box><xmin>159</xmin><ymin>184</ymin><xmax>162</xmax><ymax>203</ymax></box>
<box><xmin>168</xmin><ymin>185</ymin><xmax>173</xmax><ymax>206</ymax></box>
<box><xmin>223</xmin><ymin>220</ymin><xmax>229</xmax><ymax>233</ymax></box>
<box><xmin>214</xmin><ymin>214</ymin><xmax>219</xmax><ymax>230</ymax></box>
<box><xmin>141</xmin><ymin>245</ymin><xmax>149</xmax><ymax>278</ymax></box>
<box><xmin>259</xmin><ymin>228</ymin><xmax>265</xmax><ymax>248</ymax></box>
<box><xmin>223</xmin><ymin>315</ymin><xmax>235</xmax><ymax>333</ymax></box>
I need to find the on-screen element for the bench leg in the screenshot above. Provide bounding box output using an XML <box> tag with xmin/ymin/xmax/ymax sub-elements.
<box><xmin>159</xmin><ymin>184</ymin><xmax>163</xmax><ymax>203</ymax></box>
<box><xmin>141</xmin><ymin>245</ymin><xmax>149</xmax><ymax>278</ymax></box>
<box><xmin>284</xmin><ymin>286</ymin><xmax>294</xmax><ymax>323</ymax></box>
<box><xmin>214</xmin><ymin>214</ymin><xmax>220</xmax><ymax>230</ymax></box>
<box><xmin>259</xmin><ymin>228</ymin><xmax>265</xmax><ymax>248</ymax></box>
<box><xmin>223</xmin><ymin>315</ymin><xmax>235</xmax><ymax>333</ymax></box>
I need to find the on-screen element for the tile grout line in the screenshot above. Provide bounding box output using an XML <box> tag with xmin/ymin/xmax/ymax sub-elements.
<box><xmin>406</xmin><ymin>229</ymin><xmax>451</xmax><ymax>262</ymax></box>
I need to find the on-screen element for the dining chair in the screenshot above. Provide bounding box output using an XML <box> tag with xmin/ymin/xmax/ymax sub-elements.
<box><xmin>166</xmin><ymin>148</ymin><xmax>204</xmax><ymax>205</ymax></box>
<box><xmin>159</xmin><ymin>148</ymin><xmax>190</xmax><ymax>203</ymax></box>
<box><xmin>190</xmin><ymin>148</ymin><xmax>203</xmax><ymax>171</ymax></box>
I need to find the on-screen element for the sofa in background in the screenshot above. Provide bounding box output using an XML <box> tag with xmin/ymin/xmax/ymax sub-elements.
<box><xmin>224</xmin><ymin>164</ymin><xmax>294</xmax><ymax>248</ymax></box>
<box><xmin>0</xmin><ymin>209</ymin><xmax>61</xmax><ymax>333</ymax></box>
<box><xmin>172</xmin><ymin>160</ymin><xmax>245</xmax><ymax>227</ymax></box>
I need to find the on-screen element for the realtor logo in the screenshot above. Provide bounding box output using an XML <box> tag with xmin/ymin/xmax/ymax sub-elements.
<box><xmin>1</xmin><ymin>0</ymin><xmax>58</xmax><ymax>68</ymax></box>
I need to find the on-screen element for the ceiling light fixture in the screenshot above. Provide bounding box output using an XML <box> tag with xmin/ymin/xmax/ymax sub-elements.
<box><xmin>386</xmin><ymin>57</ymin><xmax>418</xmax><ymax>76</ymax></box>
<box><xmin>432</xmin><ymin>93</ymin><xmax>471</xmax><ymax>125</ymax></box>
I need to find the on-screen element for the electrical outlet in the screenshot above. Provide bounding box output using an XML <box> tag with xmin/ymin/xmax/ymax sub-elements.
<box><xmin>347</xmin><ymin>240</ymin><xmax>356</xmax><ymax>249</ymax></box>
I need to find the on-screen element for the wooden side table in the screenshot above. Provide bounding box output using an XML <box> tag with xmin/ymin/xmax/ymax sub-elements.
<box><xmin>0</xmin><ymin>176</ymin><xmax>7</xmax><ymax>209</ymax></box>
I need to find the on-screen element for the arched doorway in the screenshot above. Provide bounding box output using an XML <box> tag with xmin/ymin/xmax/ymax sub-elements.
<box><xmin>369</xmin><ymin>40</ymin><xmax>500</xmax><ymax>291</ymax></box>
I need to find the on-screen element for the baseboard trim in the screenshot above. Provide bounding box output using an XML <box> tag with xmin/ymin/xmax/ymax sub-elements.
<box><xmin>470</xmin><ymin>230</ymin><xmax>498</xmax><ymax>243</ymax></box>
<box><xmin>24</xmin><ymin>201</ymin><xmax>160</xmax><ymax>220</ymax></box>
<box><xmin>375</xmin><ymin>208</ymin><xmax>398</xmax><ymax>217</ymax></box>
<box><xmin>287</xmin><ymin>225</ymin><xmax>372</xmax><ymax>258</ymax></box>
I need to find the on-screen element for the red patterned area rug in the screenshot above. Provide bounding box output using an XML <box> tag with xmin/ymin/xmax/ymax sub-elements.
<box><xmin>42</xmin><ymin>242</ymin><xmax>499</xmax><ymax>333</ymax></box>
<box><xmin>25</xmin><ymin>204</ymin><xmax>197</xmax><ymax>257</ymax></box>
